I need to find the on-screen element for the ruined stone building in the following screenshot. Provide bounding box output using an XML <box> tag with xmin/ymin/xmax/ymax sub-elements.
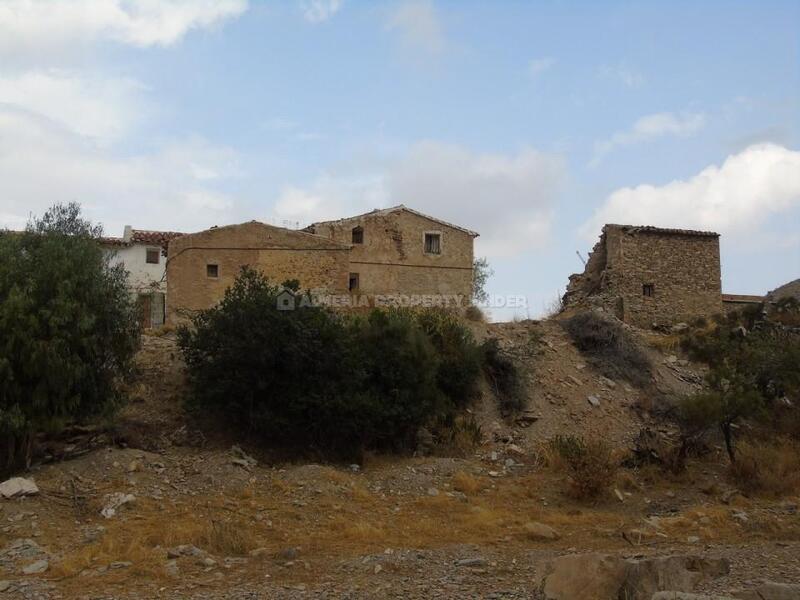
<box><xmin>164</xmin><ymin>206</ymin><xmax>477</xmax><ymax>324</ymax></box>
<box><xmin>563</xmin><ymin>224</ymin><xmax>723</xmax><ymax>328</ymax></box>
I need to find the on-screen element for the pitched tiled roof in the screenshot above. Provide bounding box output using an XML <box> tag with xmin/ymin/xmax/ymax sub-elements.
<box><xmin>604</xmin><ymin>224</ymin><xmax>719</xmax><ymax>238</ymax></box>
<box><xmin>99</xmin><ymin>237</ymin><xmax>128</xmax><ymax>246</ymax></box>
<box><xmin>130</xmin><ymin>230</ymin><xmax>183</xmax><ymax>246</ymax></box>
<box><xmin>309</xmin><ymin>205</ymin><xmax>480</xmax><ymax>237</ymax></box>
<box><xmin>100</xmin><ymin>229</ymin><xmax>184</xmax><ymax>249</ymax></box>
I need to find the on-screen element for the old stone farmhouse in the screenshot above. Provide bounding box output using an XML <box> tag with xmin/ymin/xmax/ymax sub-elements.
<box><xmin>563</xmin><ymin>224</ymin><xmax>723</xmax><ymax>328</ymax></box>
<box><xmin>305</xmin><ymin>205</ymin><xmax>478</xmax><ymax>299</ymax></box>
<box><xmin>164</xmin><ymin>206</ymin><xmax>477</xmax><ymax>324</ymax></box>
<box><xmin>101</xmin><ymin>226</ymin><xmax>183</xmax><ymax>328</ymax></box>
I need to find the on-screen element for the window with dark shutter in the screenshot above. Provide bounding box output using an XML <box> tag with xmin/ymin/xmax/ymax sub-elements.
<box><xmin>643</xmin><ymin>284</ymin><xmax>654</xmax><ymax>297</ymax></box>
<box><xmin>146</xmin><ymin>248</ymin><xmax>160</xmax><ymax>264</ymax></box>
<box><xmin>349</xmin><ymin>273</ymin><xmax>359</xmax><ymax>291</ymax></box>
<box><xmin>207</xmin><ymin>264</ymin><xmax>219</xmax><ymax>278</ymax></box>
<box><xmin>351</xmin><ymin>226</ymin><xmax>363</xmax><ymax>244</ymax></box>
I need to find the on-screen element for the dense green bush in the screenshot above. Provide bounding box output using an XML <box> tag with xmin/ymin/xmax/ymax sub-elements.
<box><xmin>560</xmin><ymin>311</ymin><xmax>652</xmax><ymax>387</ymax></box>
<box><xmin>178</xmin><ymin>269</ymin><xmax>486</xmax><ymax>458</ymax></box>
<box><xmin>0</xmin><ymin>203</ymin><xmax>140</xmax><ymax>474</ymax></box>
<box><xmin>481</xmin><ymin>338</ymin><xmax>526</xmax><ymax>415</ymax></box>
<box><xmin>416</xmin><ymin>308</ymin><xmax>483</xmax><ymax>409</ymax></box>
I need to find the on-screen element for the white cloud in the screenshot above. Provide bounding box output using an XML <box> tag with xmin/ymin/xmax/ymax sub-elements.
<box><xmin>275</xmin><ymin>174</ymin><xmax>389</xmax><ymax>224</ymax></box>
<box><xmin>386</xmin><ymin>0</ymin><xmax>445</xmax><ymax>55</ymax></box>
<box><xmin>300</xmin><ymin>0</ymin><xmax>343</xmax><ymax>23</ymax></box>
<box><xmin>598</xmin><ymin>62</ymin><xmax>644</xmax><ymax>88</ymax></box>
<box><xmin>0</xmin><ymin>109</ymin><xmax>241</xmax><ymax>234</ymax></box>
<box><xmin>0</xmin><ymin>0</ymin><xmax>248</xmax><ymax>56</ymax></box>
<box><xmin>528</xmin><ymin>57</ymin><xmax>555</xmax><ymax>77</ymax></box>
<box><xmin>0</xmin><ymin>70</ymin><xmax>147</xmax><ymax>142</ymax></box>
<box><xmin>591</xmin><ymin>111</ymin><xmax>705</xmax><ymax>167</ymax></box>
<box><xmin>275</xmin><ymin>142</ymin><xmax>565</xmax><ymax>257</ymax></box>
<box><xmin>581</xmin><ymin>143</ymin><xmax>800</xmax><ymax>241</ymax></box>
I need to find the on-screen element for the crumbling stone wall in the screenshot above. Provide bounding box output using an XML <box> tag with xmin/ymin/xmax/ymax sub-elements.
<box><xmin>308</xmin><ymin>208</ymin><xmax>475</xmax><ymax>301</ymax></box>
<box><xmin>564</xmin><ymin>225</ymin><xmax>723</xmax><ymax>328</ymax></box>
<box><xmin>165</xmin><ymin>221</ymin><xmax>350</xmax><ymax>324</ymax></box>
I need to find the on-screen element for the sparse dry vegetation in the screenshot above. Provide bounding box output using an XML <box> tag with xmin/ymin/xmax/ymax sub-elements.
<box><xmin>729</xmin><ymin>438</ymin><xmax>800</xmax><ymax>496</ymax></box>
<box><xmin>481</xmin><ymin>338</ymin><xmax>526</xmax><ymax>415</ymax></box>
<box><xmin>547</xmin><ymin>434</ymin><xmax>619</xmax><ymax>500</ymax></box>
<box><xmin>451</xmin><ymin>470</ymin><xmax>482</xmax><ymax>494</ymax></box>
<box><xmin>560</xmin><ymin>310</ymin><xmax>652</xmax><ymax>387</ymax></box>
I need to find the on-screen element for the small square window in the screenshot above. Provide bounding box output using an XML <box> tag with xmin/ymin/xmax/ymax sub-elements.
<box><xmin>145</xmin><ymin>248</ymin><xmax>160</xmax><ymax>264</ymax></box>
<box><xmin>643</xmin><ymin>284</ymin><xmax>654</xmax><ymax>297</ymax></box>
<box><xmin>207</xmin><ymin>264</ymin><xmax>219</xmax><ymax>278</ymax></box>
<box><xmin>349</xmin><ymin>273</ymin><xmax>359</xmax><ymax>291</ymax></box>
<box><xmin>424</xmin><ymin>232</ymin><xmax>441</xmax><ymax>254</ymax></box>
<box><xmin>351</xmin><ymin>226</ymin><xmax>363</xmax><ymax>244</ymax></box>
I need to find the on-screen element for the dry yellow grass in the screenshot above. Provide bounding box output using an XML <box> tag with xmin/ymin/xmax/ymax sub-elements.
<box><xmin>451</xmin><ymin>470</ymin><xmax>482</xmax><ymax>494</ymax></box>
<box><xmin>645</xmin><ymin>333</ymin><xmax>682</xmax><ymax>353</ymax></box>
<box><xmin>730</xmin><ymin>438</ymin><xmax>800</xmax><ymax>496</ymax></box>
<box><xmin>349</xmin><ymin>484</ymin><xmax>374</xmax><ymax>503</ymax></box>
<box><xmin>319</xmin><ymin>466</ymin><xmax>354</xmax><ymax>485</ymax></box>
<box><xmin>41</xmin><ymin>451</ymin><xmax>800</xmax><ymax>600</ymax></box>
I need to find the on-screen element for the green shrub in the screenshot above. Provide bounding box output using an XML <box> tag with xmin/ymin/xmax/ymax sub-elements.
<box><xmin>0</xmin><ymin>203</ymin><xmax>140</xmax><ymax>474</ymax></box>
<box><xmin>481</xmin><ymin>338</ymin><xmax>526</xmax><ymax>415</ymax></box>
<box><xmin>560</xmin><ymin>311</ymin><xmax>652</xmax><ymax>387</ymax></box>
<box><xmin>547</xmin><ymin>434</ymin><xmax>618</xmax><ymax>500</ymax></box>
<box><xmin>416</xmin><ymin>308</ymin><xmax>483</xmax><ymax>409</ymax></box>
<box><xmin>678</xmin><ymin>316</ymin><xmax>800</xmax><ymax>456</ymax></box>
<box><xmin>178</xmin><ymin>268</ymin><xmax>450</xmax><ymax>458</ymax></box>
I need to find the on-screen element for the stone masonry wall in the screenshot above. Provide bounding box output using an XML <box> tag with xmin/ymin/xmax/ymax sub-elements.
<box><xmin>608</xmin><ymin>227</ymin><xmax>722</xmax><ymax>328</ymax></box>
<box><xmin>310</xmin><ymin>209</ymin><xmax>474</xmax><ymax>302</ymax></box>
<box><xmin>166</xmin><ymin>222</ymin><xmax>349</xmax><ymax>324</ymax></box>
<box><xmin>565</xmin><ymin>225</ymin><xmax>723</xmax><ymax>328</ymax></box>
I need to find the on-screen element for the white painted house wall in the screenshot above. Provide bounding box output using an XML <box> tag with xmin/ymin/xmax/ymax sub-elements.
<box><xmin>102</xmin><ymin>226</ymin><xmax>174</xmax><ymax>328</ymax></box>
<box><xmin>106</xmin><ymin>243</ymin><xmax>166</xmax><ymax>293</ymax></box>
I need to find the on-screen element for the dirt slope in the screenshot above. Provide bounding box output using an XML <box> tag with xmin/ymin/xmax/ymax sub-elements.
<box><xmin>1</xmin><ymin>320</ymin><xmax>796</xmax><ymax>599</ymax></box>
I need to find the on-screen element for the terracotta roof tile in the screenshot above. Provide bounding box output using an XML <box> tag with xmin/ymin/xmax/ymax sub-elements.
<box><xmin>130</xmin><ymin>230</ymin><xmax>184</xmax><ymax>246</ymax></box>
<box><xmin>100</xmin><ymin>229</ymin><xmax>184</xmax><ymax>249</ymax></box>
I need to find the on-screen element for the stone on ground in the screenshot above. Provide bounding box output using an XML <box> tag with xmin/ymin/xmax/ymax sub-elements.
<box><xmin>0</xmin><ymin>477</ymin><xmax>39</xmax><ymax>499</ymax></box>
<box><xmin>523</xmin><ymin>521</ymin><xmax>560</xmax><ymax>541</ymax></box>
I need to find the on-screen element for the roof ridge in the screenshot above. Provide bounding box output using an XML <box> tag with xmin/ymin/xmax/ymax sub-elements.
<box><xmin>309</xmin><ymin>205</ymin><xmax>479</xmax><ymax>237</ymax></box>
<box><xmin>604</xmin><ymin>223</ymin><xmax>719</xmax><ymax>237</ymax></box>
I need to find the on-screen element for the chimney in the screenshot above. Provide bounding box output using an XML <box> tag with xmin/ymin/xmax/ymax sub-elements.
<box><xmin>123</xmin><ymin>225</ymin><xmax>133</xmax><ymax>242</ymax></box>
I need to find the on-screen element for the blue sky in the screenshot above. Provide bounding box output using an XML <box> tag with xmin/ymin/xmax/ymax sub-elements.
<box><xmin>0</xmin><ymin>0</ymin><xmax>798</xmax><ymax>318</ymax></box>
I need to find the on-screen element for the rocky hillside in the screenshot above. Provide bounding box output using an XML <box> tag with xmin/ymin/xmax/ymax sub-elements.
<box><xmin>768</xmin><ymin>278</ymin><xmax>800</xmax><ymax>302</ymax></box>
<box><xmin>0</xmin><ymin>318</ymin><xmax>797</xmax><ymax>599</ymax></box>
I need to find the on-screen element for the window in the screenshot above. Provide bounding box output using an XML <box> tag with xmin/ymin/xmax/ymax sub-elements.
<box><xmin>349</xmin><ymin>272</ymin><xmax>359</xmax><ymax>291</ymax></box>
<box><xmin>207</xmin><ymin>264</ymin><xmax>219</xmax><ymax>278</ymax></box>
<box><xmin>424</xmin><ymin>232</ymin><xmax>441</xmax><ymax>255</ymax></box>
<box><xmin>643</xmin><ymin>284</ymin><xmax>654</xmax><ymax>297</ymax></box>
<box><xmin>145</xmin><ymin>248</ymin><xmax>160</xmax><ymax>264</ymax></box>
<box><xmin>351</xmin><ymin>226</ymin><xmax>364</xmax><ymax>244</ymax></box>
